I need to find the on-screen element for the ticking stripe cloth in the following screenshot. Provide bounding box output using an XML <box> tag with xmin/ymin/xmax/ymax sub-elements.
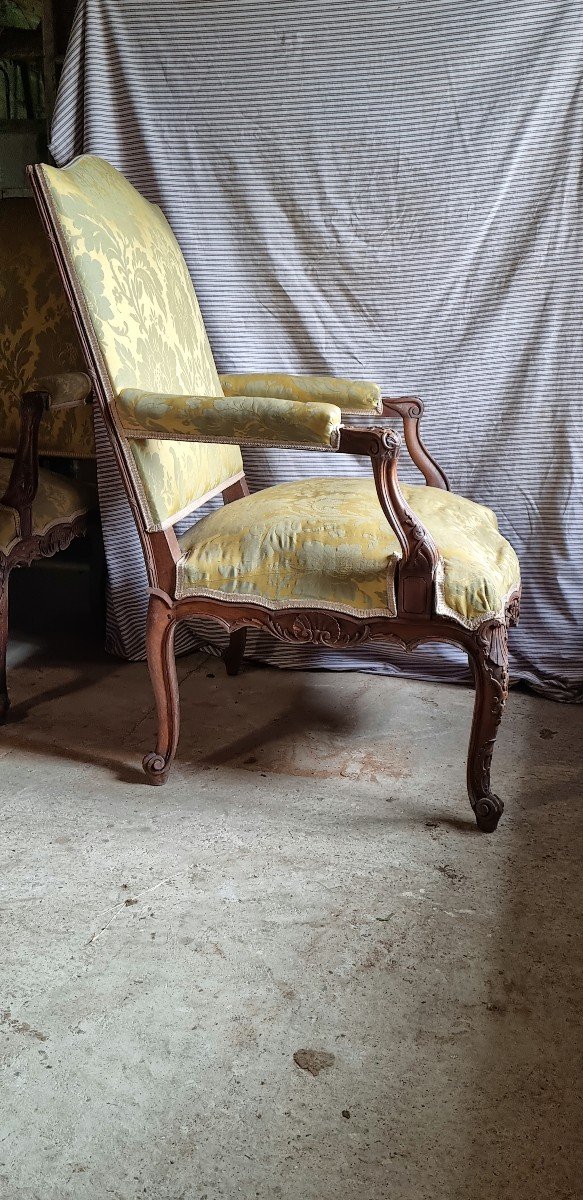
<box><xmin>51</xmin><ymin>0</ymin><xmax>583</xmax><ymax>700</ymax></box>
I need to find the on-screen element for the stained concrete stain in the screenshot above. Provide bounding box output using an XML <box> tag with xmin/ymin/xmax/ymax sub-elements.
<box><xmin>361</xmin><ymin>940</ymin><xmax>396</xmax><ymax>970</ymax></box>
<box><xmin>2</xmin><ymin>1010</ymin><xmax>48</xmax><ymax>1042</ymax></box>
<box><xmin>293</xmin><ymin>1050</ymin><xmax>336</xmax><ymax>1076</ymax></box>
<box><xmin>436</xmin><ymin>864</ymin><xmax>467</xmax><ymax>884</ymax></box>
<box><xmin>240</xmin><ymin>738</ymin><xmax>410</xmax><ymax>782</ymax></box>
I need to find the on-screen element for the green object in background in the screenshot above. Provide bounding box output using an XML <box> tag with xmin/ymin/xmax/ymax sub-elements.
<box><xmin>0</xmin><ymin>2</ymin><xmax>42</xmax><ymax>30</ymax></box>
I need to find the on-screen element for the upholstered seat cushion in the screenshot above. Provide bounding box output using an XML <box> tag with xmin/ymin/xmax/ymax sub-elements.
<box><xmin>0</xmin><ymin>457</ymin><xmax>93</xmax><ymax>555</ymax></box>
<box><xmin>177</xmin><ymin>478</ymin><xmax>520</xmax><ymax>628</ymax></box>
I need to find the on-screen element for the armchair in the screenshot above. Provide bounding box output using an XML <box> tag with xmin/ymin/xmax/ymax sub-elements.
<box><xmin>29</xmin><ymin>155</ymin><xmax>520</xmax><ymax>831</ymax></box>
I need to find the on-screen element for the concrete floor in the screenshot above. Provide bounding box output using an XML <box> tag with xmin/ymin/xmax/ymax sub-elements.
<box><xmin>1</xmin><ymin>628</ymin><xmax>581</xmax><ymax>1200</ymax></box>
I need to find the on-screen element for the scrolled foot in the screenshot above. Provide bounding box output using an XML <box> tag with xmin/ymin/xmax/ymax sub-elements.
<box><xmin>142</xmin><ymin>751</ymin><xmax>170</xmax><ymax>785</ymax></box>
<box><xmin>474</xmin><ymin>793</ymin><xmax>504</xmax><ymax>833</ymax></box>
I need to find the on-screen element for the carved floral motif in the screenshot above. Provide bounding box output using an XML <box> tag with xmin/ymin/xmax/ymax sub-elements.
<box><xmin>506</xmin><ymin>594</ymin><xmax>521</xmax><ymax>628</ymax></box>
<box><xmin>265</xmin><ymin>611</ymin><xmax>373</xmax><ymax>648</ymax></box>
<box><xmin>9</xmin><ymin>514</ymin><xmax>88</xmax><ymax>569</ymax></box>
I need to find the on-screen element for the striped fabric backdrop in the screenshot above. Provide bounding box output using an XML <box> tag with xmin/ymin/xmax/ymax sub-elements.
<box><xmin>51</xmin><ymin>0</ymin><xmax>582</xmax><ymax>700</ymax></box>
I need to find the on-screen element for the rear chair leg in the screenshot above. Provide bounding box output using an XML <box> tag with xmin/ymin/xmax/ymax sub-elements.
<box><xmin>466</xmin><ymin>619</ymin><xmax>509</xmax><ymax>832</ymax></box>
<box><xmin>223</xmin><ymin>627</ymin><xmax>247</xmax><ymax>677</ymax></box>
<box><xmin>142</xmin><ymin>593</ymin><xmax>180</xmax><ymax>784</ymax></box>
<box><xmin>0</xmin><ymin>573</ymin><xmax>9</xmax><ymax>723</ymax></box>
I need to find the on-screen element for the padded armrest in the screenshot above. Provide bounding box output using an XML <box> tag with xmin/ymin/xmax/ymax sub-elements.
<box><xmin>30</xmin><ymin>371</ymin><xmax>92</xmax><ymax>410</ymax></box>
<box><xmin>116</xmin><ymin>389</ymin><xmax>342</xmax><ymax>450</ymax></box>
<box><xmin>219</xmin><ymin>372</ymin><xmax>382</xmax><ymax>415</ymax></box>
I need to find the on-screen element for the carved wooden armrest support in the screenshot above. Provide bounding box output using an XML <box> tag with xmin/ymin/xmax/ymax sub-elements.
<box><xmin>337</xmin><ymin>425</ymin><xmax>440</xmax><ymax>619</ymax></box>
<box><xmin>1</xmin><ymin>392</ymin><xmax>47</xmax><ymax>535</ymax></box>
<box><xmin>381</xmin><ymin>396</ymin><xmax>449</xmax><ymax>491</ymax></box>
<box><xmin>1</xmin><ymin>374</ymin><xmax>93</xmax><ymax>535</ymax></box>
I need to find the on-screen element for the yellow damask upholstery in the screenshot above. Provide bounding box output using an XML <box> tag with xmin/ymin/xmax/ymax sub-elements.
<box><xmin>0</xmin><ymin>199</ymin><xmax>94</xmax><ymax>459</ymax></box>
<box><xmin>219</xmin><ymin>373</ymin><xmax>383</xmax><ymax>415</ymax></box>
<box><xmin>40</xmin><ymin>158</ymin><xmax>242</xmax><ymax>530</ymax></box>
<box><xmin>117</xmin><ymin>388</ymin><xmax>342</xmax><ymax>449</ymax></box>
<box><xmin>0</xmin><ymin>456</ymin><xmax>93</xmax><ymax>555</ymax></box>
<box><xmin>177</xmin><ymin>478</ymin><xmax>520</xmax><ymax>627</ymax></box>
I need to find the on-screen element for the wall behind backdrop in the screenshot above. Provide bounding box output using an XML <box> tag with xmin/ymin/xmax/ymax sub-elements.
<box><xmin>51</xmin><ymin>0</ymin><xmax>582</xmax><ymax>701</ymax></box>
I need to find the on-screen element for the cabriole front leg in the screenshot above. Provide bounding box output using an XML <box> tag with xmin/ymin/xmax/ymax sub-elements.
<box><xmin>466</xmin><ymin>618</ymin><xmax>509</xmax><ymax>832</ymax></box>
<box><xmin>142</xmin><ymin>592</ymin><xmax>180</xmax><ymax>785</ymax></box>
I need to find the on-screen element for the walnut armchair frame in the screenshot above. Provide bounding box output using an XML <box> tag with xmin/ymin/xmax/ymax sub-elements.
<box><xmin>143</xmin><ymin>416</ymin><xmax>518</xmax><ymax>833</ymax></box>
<box><xmin>0</xmin><ymin>373</ymin><xmax>93</xmax><ymax>720</ymax></box>
<box><xmin>30</xmin><ymin>157</ymin><xmax>520</xmax><ymax>833</ymax></box>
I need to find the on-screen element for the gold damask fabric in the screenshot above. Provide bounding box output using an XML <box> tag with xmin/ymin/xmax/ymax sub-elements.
<box><xmin>219</xmin><ymin>373</ymin><xmax>383</xmax><ymax>415</ymax></box>
<box><xmin>0</xmin><ymin>456</ymin><xmax>93</xmax><ymax>555</ymax></box>
<box><xmin>40</xmin><ymin>158</ymin><xmax>242</xmax><ymax>529</ymax></box>
<box><xmin>117</xmin><ymin>388</ymin><xmax>341</xmax><ymax>449</ymax></box>
<box><xmin>177</xmin><ymin>477</ymin><xmax>520</xmax><ymax>627</ymax></box>
<box><xmin>0</xmin><ymin>199</ymin><xmax>94</xmax><ymax>459</ymax></box>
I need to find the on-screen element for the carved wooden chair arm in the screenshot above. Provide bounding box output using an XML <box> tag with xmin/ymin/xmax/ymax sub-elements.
<box><xmin>1</xmin><ymin>373</ymin><xmax>92</xmax><ymax>532</ymax></box>
<box><xmin>381</xmin><ymin>396</ymin><xmax>449</xmax><ymax>491</ymax></box>
<box><xmin>218</xmin><ymin>374</ymin><xmax>449</xmax><ymax>490</ymax></box>
<box><xmin>338</xmin><ymin>425</ymin><xmax>441</xmax><ymax>619</ymax></box>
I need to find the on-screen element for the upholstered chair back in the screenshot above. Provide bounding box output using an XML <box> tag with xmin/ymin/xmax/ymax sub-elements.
<box><xmin>38</xmin><ymin>157</ymin><xmax>243</xmax><ymax>530</ymax></box>
<box><xmin>0</xmin><ymin>198</ymin><xmax>94</xmax><ymax>459</ymax></box>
